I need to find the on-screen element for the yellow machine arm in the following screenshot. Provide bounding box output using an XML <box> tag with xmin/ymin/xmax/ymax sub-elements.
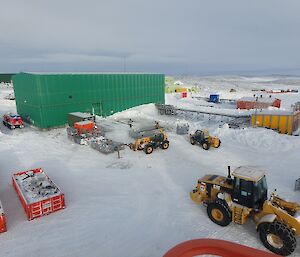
<box><xmin>270</xmin><ymin>192</ymin><xmax>300</xmax><ymax>215</ymax></box>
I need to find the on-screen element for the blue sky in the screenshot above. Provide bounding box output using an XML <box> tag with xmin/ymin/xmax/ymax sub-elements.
<box><xmin>1</xmin><ymin>0</ymin><xmax>300</xmax><ymax>75</ymax></box>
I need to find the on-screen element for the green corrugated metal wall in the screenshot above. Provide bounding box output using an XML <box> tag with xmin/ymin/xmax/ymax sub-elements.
<box><xmin>0</xmin><ymin>73</ymin><xmax>15</xmax><ymax>82</ymax></box>
<box><xmin>13</xmin><ymin>72</ymin><xmax>165</xmax><ymax>128</ymax></box>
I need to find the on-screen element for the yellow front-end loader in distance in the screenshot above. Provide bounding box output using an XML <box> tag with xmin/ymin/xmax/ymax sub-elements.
<box><xmin>129</xmin><ymin>129</ymin><xmax>169</xmax><ymax>154</ymax></box>
<box><xmin>189</xmin><ymin>129</ymin><xmax>221</xmax><ymax>150</ymax></box>
<box><xmin>190</xmin><ymin>166</ymin><xmax>300</xmax><ymax>256</ymax></box>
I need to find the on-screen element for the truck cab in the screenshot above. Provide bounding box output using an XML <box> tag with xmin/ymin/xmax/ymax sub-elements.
<box><xmin>3</xmin><ymin>114</ymin><xmax>24</xmax><ymax>129</ymax></box>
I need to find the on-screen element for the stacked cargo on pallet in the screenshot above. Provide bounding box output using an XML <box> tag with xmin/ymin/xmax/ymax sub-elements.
<box><xmin>0</xmin><ymin>200</ymin><xmax>7</xmax><ymax>233</ymax></box>
<box><xmin>251</xmin><ymin>110</ymin><xmax>300</xmax><ymax>135</ymax></box>
<box><xmin>12</xmin><ymin>168</ymin><xmax>65</xmax><ymax>220</ymax></box>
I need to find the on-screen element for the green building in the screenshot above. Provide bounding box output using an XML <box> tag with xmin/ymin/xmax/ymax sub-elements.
<box><xmin>13</xmin><ymin>72</ymin><xmax>165</xmax><ymax>128</ymax></box>
<box><xmin>0</xmin><ymin>73</ymin><xmax>15</xmax><ymax>83</ymax></box>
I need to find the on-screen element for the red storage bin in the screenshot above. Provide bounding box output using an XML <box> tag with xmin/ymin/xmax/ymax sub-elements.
<box><xmin>0</xmin><ymin>201</ymin><xmax>7</xmax><ymax>233</ymax></box>
<box><xmin>12</xmin><ymin>168</ymin><xmax>66</xmax><ymax>221</ymax></box>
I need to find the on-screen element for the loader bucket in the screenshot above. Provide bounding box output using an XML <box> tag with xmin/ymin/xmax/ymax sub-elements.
<box><xmin>211</xmin><ymin>137</ymin><xmax>221</xmax><ymax>148</ymax></box>
<box><xmin>190</xmin><ymin>190</ymin><xmax>204</xmax><ymax>204</ymax></box>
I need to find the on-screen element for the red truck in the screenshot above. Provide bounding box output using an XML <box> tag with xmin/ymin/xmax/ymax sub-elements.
<box><xmin>3</xmin><ymin>113</ymin><xmax>24</xmax><ymax>129</ymax></box>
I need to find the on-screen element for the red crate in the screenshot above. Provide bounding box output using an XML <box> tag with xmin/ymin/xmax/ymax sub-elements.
<box><xmin>12</xmin><ymin>168</ymin><xmax>66</xmax><ymax>221</ymax></box>
<box><xmin>0</xmin><ymin>201</ymin><xmax>7</xmax><ymax>233</ymax></box>
<box><xmin>181</xmin><ymin>92</ymin><xmax>187</xmax><ymax>98</ymax></box>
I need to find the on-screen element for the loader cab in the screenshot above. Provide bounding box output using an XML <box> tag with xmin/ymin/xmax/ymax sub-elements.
<box><xmin>152</xmin><ymin>133</ymin><xmax>164</xmax><ymax>142</ymax></box>
<box><xmin>194</xmin><ymin>130</ymin><xmax>209</xmax><ymax>141</ymax></box>
<box><xmin>231</xmin><ymin>166</ymin><xmax>268</xmax><ymax>209</ymax></box>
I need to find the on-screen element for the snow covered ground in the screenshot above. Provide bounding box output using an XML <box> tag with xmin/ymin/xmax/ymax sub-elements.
<box><xmin>0</xmin><ymin>76</ymin><xmax>300</xmax><ymax>257</ymax></box>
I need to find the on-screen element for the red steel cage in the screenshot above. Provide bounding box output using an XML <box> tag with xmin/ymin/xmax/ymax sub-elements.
<box><xmin>0</xmin><ymin>200</ymin><xmax>7</xmax><ymax>233</ymax></box>
<box><xmin>12</xmin><ymin>168</ymin><xmax>66</xmax><ymax>220</ymax></box>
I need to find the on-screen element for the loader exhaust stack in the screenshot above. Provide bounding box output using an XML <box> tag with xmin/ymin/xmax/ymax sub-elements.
<box><xmin>227</xmin><ymin>166</ymin><xmax>232</xmax><ymax>184</ymax></box>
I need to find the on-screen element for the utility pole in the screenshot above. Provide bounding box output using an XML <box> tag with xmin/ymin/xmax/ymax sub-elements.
<box><xmin>254</xmin><ymin>96</ymin><xmax>258</xmax><ymax>126</ymax></box>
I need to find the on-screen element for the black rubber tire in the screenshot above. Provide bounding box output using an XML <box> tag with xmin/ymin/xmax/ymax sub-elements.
<box><xmin>207</xmin><ymin>200</ymin><xmax>231</xmax><ymax>227</ymax></box>
<box><xmin>215</xmin><ymin>140</ymin><xmax>221</xmax><ymax>148</ymax></box>
<box><xmin>137</xmin><ymin>145</ymin><xmax>143</xmax><ymax>150</ymax></box>
<box><xmin>202</xmin><ymin>142</ymin><xmax>210</xmax><ymax>150</ymax></box>
<box><xmin>258</xmin><ymin>221</ymin><xmax>296</xmax><ymax>256</ymax></box>
<box><xmin>190</xmin><ymin>137</ymin><xmax>195</xmax><ymax>145</ymax></box>
<box><xmin>144</xmin><ymin>145</ymin><xmax>153</xmax><ymax>154</ymax></box>
<box><xmin>161</xmin><ymin>141</ymin><xmax>169</xmax><ymax>150</ymax></box>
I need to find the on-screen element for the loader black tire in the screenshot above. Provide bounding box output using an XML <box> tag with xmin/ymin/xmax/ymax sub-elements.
<box><xmin>258</xmin><ymin>221</ymin><xmax>296</xmax><ymax>256</ymax></box>
<box><xmin>161</xmin><ymin>141</ymin><xmax>169</xmax><ymax>150</ymax></box>
<box><xmin>190</xmin><ymin>137</ymin><xmax>195</xmax><ymax>145</ymax></box>
<box><xmin>202</xmin><ymin>142</ymin><xmax>210</xmax><ymax>150</ymax></box>
<box><xmin>207</xmin><ymin>200</ymin><xmax>231</xmax><ymax>227</ymax></box>
<box><xmin>144</xmin><ymin>145</ymin><xmax>153</xmax><ymax>154</ymax></box>
<box><xmin>215</xmin><ymin>140</ymin><xmax>221</xmax><ymax>148</ymax></box>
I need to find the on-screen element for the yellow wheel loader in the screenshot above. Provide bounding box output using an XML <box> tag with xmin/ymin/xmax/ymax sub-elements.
<box><xmin>190</xmin><ymin>166</ymin><xmax>300</xmax><ymax>256</ymax></box>
<box><xmin>189</xmin><ymin>130</ymin><xmax>221</xmax><ymax>150</ymax></box>
<box><xmin>129</xmin><ymin>130</ymin><xmax>169</xmax><ymax>154</ymax></box>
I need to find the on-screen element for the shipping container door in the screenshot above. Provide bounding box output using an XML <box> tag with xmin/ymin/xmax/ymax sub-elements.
<box><xmin>255</xmin><ymin>115</ymin><xmax>263</xmax><ymax>126</ymax></box>
<box><xmin>52</xmin><ymin>195</ymin><xmax>64</xmax><ymax>211</ymax></box>
<box><xmin>279</xmin><ymin>116</ymin><xmax>288</xmax><ymax>134</ymax></box>
<box><xmin>92</xmin><ymin>102</ymin><xmax>102</xmax><ymax>116</ymax></box>
<box><xmin>263</xmin><ymin>115</ymin><xmax>271</xmax><ymax>128</ymax></box>
<box><xmin>271</xmin><ymin>115</ymin><xmax>279</xmax><ymax>129</ymax></box>
<box><xmin>293</xmin><ymin>115</ymin><xmax>300</xmax><ymax>132</ymax></box>
<box><xmin>251</xmin><ymin>115</ymin><xmax>256</xmax><ymax>126</ymax></box>
<box><xmin>31</xmin><ymin>202</ymin><xmax>43</xmax><ymax>219</ymax></box>
<box><xmin>42</xmin><ymin>199</ymin><xmax>52</xmax><ymax>214</ymax></box>
<box><xmin>287</xmin><ymin>116</ymin><xmax>293</xmax><ymax>135</ymax></box>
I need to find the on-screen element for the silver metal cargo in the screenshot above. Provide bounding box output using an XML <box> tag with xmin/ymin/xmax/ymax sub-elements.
<box><xmin>68</xmin><ymin>112</ymin><xmax>94</xmax><ymax>127</ymax></box>
<box><xmin>176</xmin><ymin>123</ymin><xmax>189</xmax><ymax>135</ymax></box>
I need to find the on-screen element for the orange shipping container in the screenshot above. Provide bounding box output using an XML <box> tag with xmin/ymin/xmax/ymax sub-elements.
<box><xmin>237</xmin><ymin>96</ymin><xmax>281</xmax><ymax>110</ymax></box>
<box><xmin>74</xmin><ymin>120</ymin><xmax>95</xmax><ymax>132</ymax></box>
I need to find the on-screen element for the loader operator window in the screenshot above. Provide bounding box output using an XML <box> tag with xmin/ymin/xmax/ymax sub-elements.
<box><xmin>233</xmin><ymin>178</ymin><xmax>254</xmax><ymax>208</ymax></box>
<box><xmin>240</xmin><ymin>180</ymin><xmax>252</xmax><ymax>196</ymax></box>
<box><xmin>253</xmin><ymin>176</ymin><xmax>268</xmax><ymax>205</ymax></box>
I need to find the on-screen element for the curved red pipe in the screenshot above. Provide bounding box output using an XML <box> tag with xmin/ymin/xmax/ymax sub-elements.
<box><xmin>163</xmin><ymin>239</ymin><xmax>282</xmax><ymax>257</ymax></box>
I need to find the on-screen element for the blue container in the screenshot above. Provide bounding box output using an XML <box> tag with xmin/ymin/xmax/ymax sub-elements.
<box><xmin>209</xmin><ymin>94</ymin><xmax>219</xmax><ymax>103</ymax></box>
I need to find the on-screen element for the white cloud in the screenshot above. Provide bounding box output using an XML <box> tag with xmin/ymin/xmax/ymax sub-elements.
<box><xmin>0</xmin><ymin>0</ymin><xmax>300</xmax><ymax>74</ymax></box>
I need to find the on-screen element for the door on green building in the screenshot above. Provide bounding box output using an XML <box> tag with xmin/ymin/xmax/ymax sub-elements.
<box><xmin>92</xmin><ymin>102</ymin><xmax>103</xmax><ymax>116</ymax></box>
